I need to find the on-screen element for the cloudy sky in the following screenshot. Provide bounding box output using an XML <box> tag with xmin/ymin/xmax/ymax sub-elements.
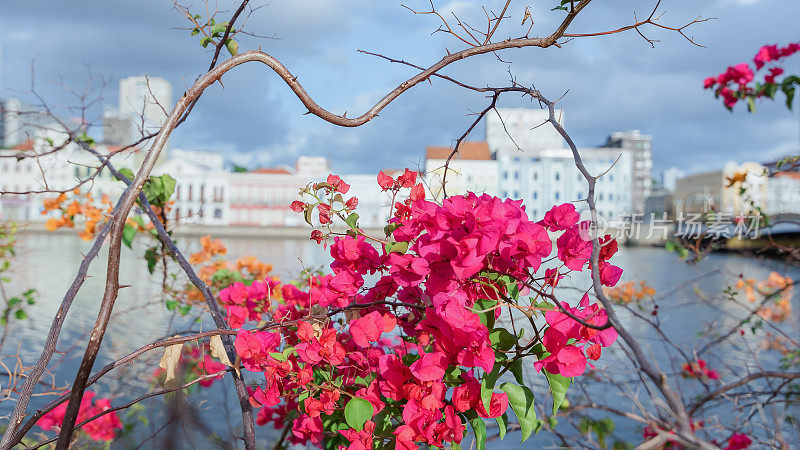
<box><xmin>1</xmin><ymin>0</ymin><xmax>798</xmax><ymax>175</ymax></box>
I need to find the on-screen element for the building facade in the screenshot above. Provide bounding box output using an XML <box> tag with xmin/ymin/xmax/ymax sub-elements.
<box><xmin>496</xmin><ymin>147</ymin><xmax>633</xmax><ymax>221</ymax></box>
<box><xmin>425</xmin><ymin>142</ymin><xmax>498</xmax><ymax>200</ymax></box>
<box><xmin>673</xmin><ymin>162</ymin><xmax>769</xmax><ymax>217</ymax></box>
<box><xmin>156</xmin><ymin>149</ymin><xmax>229</xmax><ymax>226</ymax></box>
<box><xmin>486</xmin><ymin>108</ymin><xmax>565</xmax><ymax>154</ymax></box>
<box><xmin>605</xmin><ymin>130</ymin><xmax>653</xmax><ymax>213</ymax></box>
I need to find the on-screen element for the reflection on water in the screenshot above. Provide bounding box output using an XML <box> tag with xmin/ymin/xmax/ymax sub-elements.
<box><xmin>2</xmin><ymin>232</ymin><xmax>798</xmax><ymax>447</ymax></box>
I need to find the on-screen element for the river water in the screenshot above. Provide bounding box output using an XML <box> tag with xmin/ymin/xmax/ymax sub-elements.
<box><xmin>2</xmin><ymin>231</ymin><xmax>798</xmax><ymax>448</ymax></box>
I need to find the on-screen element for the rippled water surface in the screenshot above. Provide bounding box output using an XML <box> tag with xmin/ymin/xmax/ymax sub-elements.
<box><xmin>3</xmin><ymin>231</ymin><xmax>798</xmax><ymax>448</ymax></box>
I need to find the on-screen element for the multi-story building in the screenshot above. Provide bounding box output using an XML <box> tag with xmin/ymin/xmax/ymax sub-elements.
<box><xmin>227</xmin><ymin>157</ymin><xmax>329</xmax><ymax>227</ymax></box>
<box><xmin>341</xmin><ymin>174</ymin><xmax>393</xmax><ymax>228</ymax></box>
<box><xmin>673</xmin><ymin>162</ymin><xmax>768</xmax><ymax>216</ymax></box>
<box><xmin>118</xmin><ymin>76</ymin><xmax>172</xmax><ymax>129</ymax></box>
<box><xmin>496</xmin><ymin>147</ymin><xmax>633</xmax><ymax>221</ymax></box>
<box><xmin>0</xmin><ymin>137</ymin><xmax>138</xmax><ymax>221</ymax></box>
<box><xmin>425</xmin><ymin>142</ymin><xmax>498</xmax><ymax>200</ymax></box>
<box><xmin>103</xmin><ymin>76</ymin><xmax>172</xmax><ymax>146</ymax></box>
<box><xmin>766</xmin><ymin>172</ymin><xmax>800</xmax><ymax>216</ymax></box>
<box><xmin>0</xmin><ymin>98</ymin><xmax>64</xmax><ymax>148</ymax></box>
<box><xmin>486</xmin><ymin>108</ymin><xmax>565</xmax><ymax>154</ymax></box>
<box><xmin>155</xmin><ymin>149</ymin><xmax>229</xmax><ymax>226</ymax></box>
<box><xmin>604</xmin><ymin>130</ymin><xmax>652</xmax><ymax>213</ymax></box>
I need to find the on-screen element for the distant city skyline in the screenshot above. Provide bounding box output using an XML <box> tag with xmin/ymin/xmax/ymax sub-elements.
<box><xmin>0</xmin><ymin>0</ymin><xmax>798</xmax><ymax>176</ymax></box>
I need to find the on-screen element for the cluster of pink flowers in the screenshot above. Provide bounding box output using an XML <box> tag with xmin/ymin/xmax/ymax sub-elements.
<box><xmin>681</xmin><ymin>359</ymin><xmax>720</xmax><ymax>380</ymax></box>
<box><xmin>704</xmin><ymin>42</ymin><xmax>799</xmax><ymax>109</ymax></box>
<box><xmin>215</xmin><ymin>171</ymin><xmax>622</xmax><ymax>449</ymax></box>
<box><xmin>37</xmin><ymin>391</ymin><xmax>122</xmax><ymax>441</ymax></box>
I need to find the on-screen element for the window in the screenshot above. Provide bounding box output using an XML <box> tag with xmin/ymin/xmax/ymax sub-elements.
<box><xmin>188</xmin><ymin>185</ymin><xmax>193</xmax><ymax>201</ymax></box>
<box><xmin>513</xmin><ymin>172</ymin><xmax>519</xmax><ymax>180</ymax></box>
<box><xmin>554</xmin><ymin>191</ymin><xmax>560</xmax><ymax>200</ymax></box>
<box><xmin>176</xmin><ymin>185</ymin><xmax>181</xmax><ymax>200</ymax></box>
<box><xmin>554</xmin><ymin>172</ymin><xmax>560</xmax><ymax>181</ymax></box>
<box><xmin>532</xmin><ymin>172</ymin><xmax>539</xmax><ymax>181</ymax></box>
<box><xmin>532</xmin><ymin>191</ymin><xmax>538</xmax><ymax>199</ymax></box>
<box><xmin>503</xmin><ymin>171</ymin><xmax>509</xmax><ymax>180</ymax></box>
<box><xmin>214</xmin><ymin>208</ymin><xmax>222</xmax><ymax>218</ymax></box>
<box><xmin>513</xmin><ymin>191</ymin><xmax>519</xmax><ymax>198</ymax></box>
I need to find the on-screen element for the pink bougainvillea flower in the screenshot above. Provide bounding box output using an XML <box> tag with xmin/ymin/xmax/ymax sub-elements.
<box><xmin>409</xmin><ymin>352</ymin><xmax>448</xmax><ymax>382</ymax></box>
<box><xmin>377</xmin><ymin>171</ymin><xmax>394</xmax><ymax>190</ymax></box>
<box><xmin>540</xmin><ymin>203</ymin><xmax>580</xmax><ymax>231</ymax></box>
<box><xmin>327</xmin><ymin>174</ymin><xmax>351</xmax><ymax>194</ymax></box>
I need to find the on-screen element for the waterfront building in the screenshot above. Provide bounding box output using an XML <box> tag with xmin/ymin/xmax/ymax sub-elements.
<box><xmin>156</xmin><ymin>149</ymin><xmax>229</xmax><ymax>226</ymax></box>
<box><xmin>604</xmin><ymin>130</ymin><xmax>653</xmax><ymax>213</ymax></box>
<box><xmin>673</xmin><ymin>162</ymin><xmax>768</xmax><ymax>216</ymax></box>
<box><xmin>103</xmin><ymin>76</ymin><xmax>172</xmax><ymax>145</ymax></box>
<box><xmin>227</xmin><ymin>156</ymin><xmax>329</xmax><ymax>227</ymax></box>
<box><xmin>0</xmin><ymin>98</ymin><xmax>64</xmax><ymax>148</ymax></box>
<box><xmin>766</xmin><ymin>172</ymin><xmax>800</xmax><ymax>217</ymax></box>
<box><xmin>486</xmin><ymin>108</ymin><xmax>565</xmax><ymax>154</ymax></box>
<box><xmin>0</xmin><ymin>138</ymin><xmax>138</xmax><ymax>222</ymax></box>
<box><xmin>496</xmin><ymin>147</ymin><xmax>633</xmax><ymax>221</ymax></box>
<box><xmin>424</xmin><ymin>142</ymin><xmax>498</xmax><ymax>200</ymax></box>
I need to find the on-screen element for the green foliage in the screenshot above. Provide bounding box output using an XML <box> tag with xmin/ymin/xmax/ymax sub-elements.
<box><xmin>143</xmin><ymin>173</ymin><xmax>177</xmax><ymax>207</ymax></box>
<box><xmin>500</xmin><ymin>382</ymin><xmax>539</xmax><ymax>441</ymax></box>
<box><xmin>344</xmin><ymin>397</ymin><xmax>373</xmax><ymax>432</ymax></box>
<box><xmin>544</xmin><ymin>370</ymin><xmax>571</xmax><ymax>415</ymax></box>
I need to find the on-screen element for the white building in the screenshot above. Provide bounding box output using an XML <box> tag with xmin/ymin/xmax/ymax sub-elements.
<box><xmin>425</xmin><ymin>142</ymin><xmax>498</xmax><ymax>200</ymax></box>
<box><xmin>118</xmin><ymin>76</ymin><xmax>172</xmax><ymax>129</ymax></box>
<box><xmin>496</xmin><ymin>147</ymin><xmax>633</xmax><ymax>221</ymax></box>
<box><xmin>766</xmin><ymin>172</ymin><xmax>800</xmax><ymax>216</ymax></box>
<box><xmin>486</xmin><ymin>108</ymin><xmax>565</xmax><ymax>154</ymax></box>
<box><xmin>156</xmin><ymin>149</ymin><xmax>229</xmax><ymax>226</ymax></box>
<box><xmin>604</xmin><ymin>130</ymin><xmax>652</xmax><ymax>213</ymax></box>
<box><xmin>0</xmin><ymin>137</ymin><xmax>138</xmax><ymax>222</ymax></box>
<box><xmin>227</xmin><ymin>157</ymin><xmax>330</xmax><ymax>227</ymax></box>
<box><xmin>1</xmin><ymin>98</ymin><xmax>65</xmax><ymax>148</ymax></box>
<box><xmin>661</xmin><ymin>166</ymin><xmax>685</xmax><ymax>192</ymax></box>
<box><xmin>341</xmin><ymin>174</ymin><xmax>394</xmax><ymax>228</ymax></box>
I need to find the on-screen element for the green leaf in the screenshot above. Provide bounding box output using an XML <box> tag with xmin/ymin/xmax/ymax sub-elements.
<box><xmin>747</xmin><ymin>97</ymin><xmax>756</xmax><ymax>113</ymax></box>
<box><xmin>178</xmin><ymin>304</ymin><xmax>192</xmax><ymax>316</ymax></box>
<box><xmin>122</xmin><ymin>224</ymin><xmax>137</xmax><ymax>249</ymax></box>
<box><xmin>389</xmin><ymin>241</ymin><xmax>409</xmax><ymax>254</ymax></box>
<box><xmin>190</xmin><ymin>28</ymin><xmax>200</xmax><ymax>36</ymax></box>
<box><xmin>225</xmin><ymin>39</ymin><xmax>239</xmax><ymax>56</ymax></box>
<box><xmin>159</xmin><ymin>174</ymin><xmax>177</xmax><ymax>201</ymax></box>
<box><xmin>489</xmin><ymin>328</ymin><xmax>516</xmax><ymax>351</ymax></box>
<box><xmin>165</xmin><ymin>300</ymin><xmax>178</xmax><ymax>310</ymax></box>
<box><xmin>474</xmin><ymin>299</ymin><xmax>497</xmax><ymax>329</ymax></box>
<box><xmin>118</xmin><ymin>168</ymin><xmax>134</xmax><ymax>182</ymax></box>
<box><xmin>200</xmin><ymin>36</ymin><xmax>213</xmax><ymax>48</ymax></box>
<box><xmin>344</xmin><ymin>397</ymin><xmax>373</xmax><ymax>432</ymax></box>
<box><xmin>508</xmin><ymin>358</ymin><xmax>525</xmax><ymax>385</ymax></box>
<box><xmin>544</xmin><ymin>370</ymin><xmax>571</xmax><ymax>415</ymax></box>
<box><xmin>304</xmin><ymin>206</ymin><xmax>314</xmax><ymax>226</ymax></box>
<box><xmin>466</xmin><ymin>413</ymin><xmax>486</xmax><ymax>450</ymax></box>
<box><xmin>345</xmin><ymin>213</ymin><xmax>359</xmax><ymax>230</ymax></box>
<box><xmin>500</xmin><ymin>383</ymin><xmax>537</xmax><ymax>441</ymax></box>
<box><xmin>144</xmin><ymin>247</ymin><xmax>158</xmax><ymax>274</ymax></box>
<box><xmin>480</xmin><ymin>363</ymin><xmax>501</xmax><ymax>413</ymax></box>
<box><xmin>14</xmin><ymin>309</ymin><xmax>27</xmax><ymax>320</ymax></box>
<box><xmin>495</xmin><ymin>413</ymin><xmax>508</xmax><ymax>440</ymax></box>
